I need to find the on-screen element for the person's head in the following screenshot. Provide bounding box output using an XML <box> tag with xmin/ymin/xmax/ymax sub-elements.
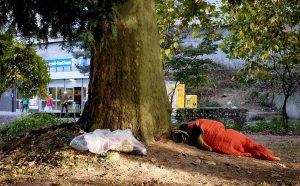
<box><xmin>179</xmin><ymin>123</ymin><xmax>203</xmax><ymax>146</ymax></box>
<box><xmin>178</xmin><ymin>123</ymin><xmax>189</xmax><ymax>131</ymax></box>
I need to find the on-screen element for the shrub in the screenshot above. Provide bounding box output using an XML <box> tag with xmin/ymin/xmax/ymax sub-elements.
<box><xmin>243</xmin><ymin>117</ymin><xmax>300</xmax><ymax>134</ymax></box>
<box><xmin>0</xmin><ymin>113</ymin><xmax>64</xmax><ymax>138</ymax></box>
<box><xmin>290</xmin><ymin>120</ymin><xmax>300</xmax><ymax>134</ymax></box>
<box><xmin>227</xmin><ymin>122</ymin><xmax>244</xmax><ymax>131</ymax></box>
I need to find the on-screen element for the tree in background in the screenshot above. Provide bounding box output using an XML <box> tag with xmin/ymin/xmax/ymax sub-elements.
<box><xmin>220</xmin><ymin>0</ymin><xmax>300</xmax><ymax>130</ymax></box>
<box><xmin>156</xmin><ymin>0</ymin><xmax>220</xmax><ymax>108</ymax></box>
<box><xmin>156</xmin><ymin>0</ymin><xmax>220</xmax><ymax>61</ymax></box>
<box><xmin>164</xmin><ymin>34</ymin><xmax>218</xmax><ymax>104</ymax></box>
<box><xmin>0</xmin><ymin>31</ymin><xmax>50</xmax><ymax>100</ymax></box>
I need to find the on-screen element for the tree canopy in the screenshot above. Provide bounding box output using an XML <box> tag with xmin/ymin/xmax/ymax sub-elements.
<box><xmin>220</xmin><ymin>0</ymin><xmax>300</xmax><ymax>129</ymax></box>
<box><xmin>156</xmin><ymin>0</ymin><xmax>220</xmax><ymax>61</ymax></box>
<box><xmin>0</xmin><ymin>0</ymin><xmax>127</xmax><ymax>45</ymax></box>
<box><xmin>0</xmin><ymin>31</ymin><xmax>51</xmax><ymax>98</ymax></box>
<box><xmin>221</xmin><ymin>0</ymin><xmax>300</xmax><ymax>70</ymax></box>
<box><xmin>164</xmin><ymin>35</ymin><xmax>218</xmax><ymax>87</ymax></box>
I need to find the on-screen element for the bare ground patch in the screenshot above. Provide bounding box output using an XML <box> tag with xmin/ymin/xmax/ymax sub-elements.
<box><xmin>0</xmin><ymin>124</ymin><xmax>299</xmax><ymax>186</ymax></box>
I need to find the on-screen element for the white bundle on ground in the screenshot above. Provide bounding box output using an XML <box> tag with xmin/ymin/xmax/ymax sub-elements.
<box><xmin>70</xmin><ymin>129</ymin><xmax>147</xmax><ymax>156</ymax></box>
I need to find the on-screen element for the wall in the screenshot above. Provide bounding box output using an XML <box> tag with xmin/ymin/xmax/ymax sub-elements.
<box><xmin>270</xmin><ymin>93</ymin><xmax>300</xmax><ymax>120</ymax></box>
<box><xmin>36</xmin><ymin>41</ymin><xmax>74</xmax><ymax>60</ymax></box>
<box><xmin>0</xmin><ymin>91</ymin><xmax>12</xmax><ymax>112</ymax></box>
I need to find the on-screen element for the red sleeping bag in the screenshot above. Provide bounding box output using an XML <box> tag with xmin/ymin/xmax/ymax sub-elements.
<box><xmin>188</xmin><ymin>119</ymin><xmax>279</xmax><ymax>161</ymax></box>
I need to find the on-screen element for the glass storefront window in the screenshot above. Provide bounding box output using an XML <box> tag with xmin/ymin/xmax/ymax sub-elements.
<box><xmin>57</xmin><ymin>87</ymin><xmax>64</xmax><ymax>100</ymax></box>
<box><xmin>83</xmin><ymin>87</ymin><xmax>87</xmax><ymax>101</ymax></box>
<box><xmin>49</xmin><ymin>88</ymin><xmax>57</xmax><ymax>99</ymax></box>
<box><xmin>57</xmin><ymin>101</ymin><xmax>62</xmax><ymax>111</ymax></box>
<box><xmin>66</xmin><ymin>88</ymin><xmax>73</xmax><ymax>100</ymax></box>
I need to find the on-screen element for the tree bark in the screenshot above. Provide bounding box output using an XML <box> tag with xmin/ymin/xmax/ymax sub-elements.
<box><xmin>80</xmin><ymin>0</ymin><xmax>171</xmax><ymax>144</ymax></box>
<box><xmin>282</xmin><ymin>94</ymin><xmax>289</xmax><ymax>132</ymax></box>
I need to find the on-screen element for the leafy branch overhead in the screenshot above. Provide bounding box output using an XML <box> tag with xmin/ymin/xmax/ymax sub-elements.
<box><xmin>0</xmin><ymin>0</ymin><xmax>127</xmax><ymax>45</ymax></box>
<box><xmin>164</xmin><ymin>35</ymin><xmax>218</xmax><ymax>87</ymax></box>
<box><xmin>156</xmin><ymin>0</ymin><xmax>220</xmax><ymax>61</ymax></box>
<box><xmin>220</xmin><ymin>0</ymin><xmax>300</xmax><ymax>130</ymax></box>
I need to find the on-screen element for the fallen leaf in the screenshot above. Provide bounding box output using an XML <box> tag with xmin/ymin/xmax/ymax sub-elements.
<box><xmin>87</xmin><ymin>168</ymin><xmax>95</xmax><ymax>172</ymax></box>
<box><xmin>271</xmin><ymin>174</ymin><xmax>281</xmax><ymax>178</ymax></box>
<box><xmin>28</xmin><ymin>161</ymin><xmax>35</xmax><ymax>167</ymax></box>
<box><xmin>99</xmin><ymin>173</ymin><xmax>106</xmax><ymax>177</ymax></box>
<box><xmin>191</xmin><ymin>159</ymin><xmax>202</xmax><ymax>166</ymax></box>
<box><xmin>158</xmin><ymin>164</ymin><xmax>165</xmax><ymax>169</ymax></box>
<box><xmin>278</xmin><ymin>163</ymin><xmax>287</xmax><ymax>168</ymax></box>
<box><xmin>259</xmin><ymin>181</ymin><xmax>271</xmax><ymax>186</ymax></box>
<box><xmin>180</xmin><ymin>152</ymin><xmax>186</xmax><ymax>157</ymax></box>
<box><xmin>205</xmin><ymin>160</ymin><xmax>216</xmax><ymax>166</ymax></box>
<box><xmin>150</xmin><ymin>158</ymin><xmax>157</xmax><ymax>163</ymax></box>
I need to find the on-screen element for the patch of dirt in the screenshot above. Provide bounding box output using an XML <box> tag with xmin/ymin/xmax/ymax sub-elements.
<box><xmin>210</xmin><ymin>88</ymin><xmax>278</xmax><ymax>113</ymax></box>
<box><xmin>0</xmin><ymin>124</ymin><xmax>299</xmax><ymax>186</ymax></box>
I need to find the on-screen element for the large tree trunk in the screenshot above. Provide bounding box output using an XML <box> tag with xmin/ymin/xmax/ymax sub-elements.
<box><xmin>80</xmin><ymin>0</ymin><xmax>171</xmax><ymax>144</ymax></box>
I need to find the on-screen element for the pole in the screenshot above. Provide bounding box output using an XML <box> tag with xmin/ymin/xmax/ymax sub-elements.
<box><xmin>12</xmin><ymin>84</ymin><xmax>17</xmax><ymax>112</ymax></box>
<box><xmin>81</xmin><ymin>78</ymin><xmax>83</xmax><ymax>113</ymax></box>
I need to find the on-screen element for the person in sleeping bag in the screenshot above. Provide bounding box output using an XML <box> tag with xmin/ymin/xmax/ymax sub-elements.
<box><xmin>179</xmin><ymin>119</ymin><xmax>280</xmax><ymax>161</ymax></box>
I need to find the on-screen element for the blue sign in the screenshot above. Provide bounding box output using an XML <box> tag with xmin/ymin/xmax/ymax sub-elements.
<box><xmin>47</xmin><ymin>58</ymin><xmax>72</xmax><ymax>68</ymax></box>
<box><xmin>81</xmin><ymin>57</ymin><xmax>88</xmax><ymax>66</ymax></box>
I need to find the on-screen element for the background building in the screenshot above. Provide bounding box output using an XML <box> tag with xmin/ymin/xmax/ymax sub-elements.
<box><xmin>35</xmin><ymin>40</ymin><xmax>90</xmax><ymax>112</ymax></box>
<box><xmin>0</xmin><ymin>40</ymin><xmax>90</xmax><ymax>112</ymax></box>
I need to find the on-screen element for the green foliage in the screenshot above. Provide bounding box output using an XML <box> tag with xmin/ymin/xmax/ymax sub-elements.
<box><xmin>156</xmin><ymin>0</ymin><xmax>220</xmax><ymax>61</ymax></box>
<box><xmin>164</xmin><ymin>35</ymin><xmax>218</xmax><ymax>87</ymax></box>
<box><xmin>221</xmin><ymin>0</ymin><xmax>300</xmax><ymax>130</ymax></box>
<box><xmin>0</xmin><ymin>31</ymin><xmax>51</xmax><ymax>98</ymax></box>
<box><xmin>0</xmin><ymin>114</ymin><xmax>64</xmax><ymax>138</ymax></box>
<box><xmin>222</xmin><ymin>1</ymin><xmax>298</xmax><ymax>66</ymax></box>
<box><xmin>0</xmin><ymin>0</ymin><xmax>127</xmax><ymax>48</ymax></box>
<box><xmin>231</xmin><ymin>117</ymin><xmax>300</xmax><ymax>134</ymax></box>
<box><xmin>231</xmin><ymin>69</ymin><xmax>253</xmax><ymax>86</ymax></box>
<box><xmin>158</xmin><ymin>1</ymin><xmax>221</xmax><ymax>90</ymax></box>
<box><xmin>224</xmin><ymin>122</ymin><xmax>244</xmax><ymax>131</ymax></box>
<box><xmin>221</xmin><ymin>0</ymin><xmax>300</xmax><ymax>83</ymax></box>
<box><xmin>75</xmin><ymin>64</ymin><xmax>90</xmax><ymax>74</ymax></box>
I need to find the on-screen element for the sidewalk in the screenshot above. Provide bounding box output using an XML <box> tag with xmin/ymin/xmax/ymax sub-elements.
<box><xmin>0</xmin><ymin>111</ymin><xmax>22</xmax><ymax>126</ymax></box>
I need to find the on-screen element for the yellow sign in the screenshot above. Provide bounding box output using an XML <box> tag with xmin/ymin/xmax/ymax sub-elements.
<box><xmin>176</xmin><ymin>84</ymin><xmax>185</xmax><ymax>108</ymax></box>
<box><xmin>185</xmin><ymin>95</ymin><xmax>197</xmax><ymax>108</ymax></box>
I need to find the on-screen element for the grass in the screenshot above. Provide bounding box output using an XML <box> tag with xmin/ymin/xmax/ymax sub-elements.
<box><xmin>229</xmin><ymin>117</ymin><xmax>300</xmax><ymax>134</ymax></box>
<box><xmin>0</xmin><ymin>113</ymin><xmax>64</xmax><ymax>138</ymax></box>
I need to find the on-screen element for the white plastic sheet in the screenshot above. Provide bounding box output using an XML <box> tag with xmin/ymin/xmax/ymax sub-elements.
<box><xmin>70</xmin><ymin>129</ymin><xmax>147</xmax><ymax>156</ymax></box>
